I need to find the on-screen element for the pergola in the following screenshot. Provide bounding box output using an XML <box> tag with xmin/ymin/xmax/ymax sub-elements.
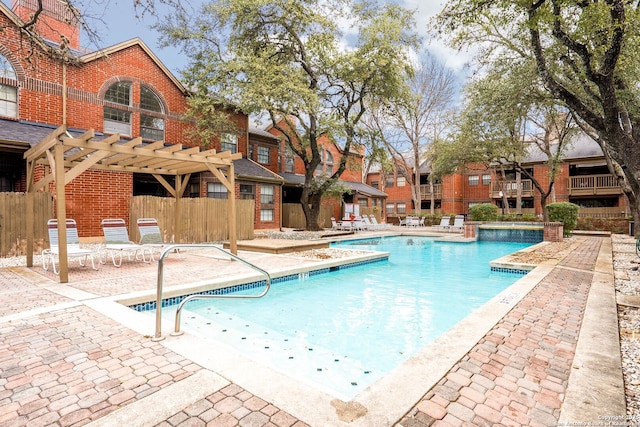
<box><xmin>23</xmin><ymin>125</ymin><xmax>242</xmax><ymax>283</ymax></box>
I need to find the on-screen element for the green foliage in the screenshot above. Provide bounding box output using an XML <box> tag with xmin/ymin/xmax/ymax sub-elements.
<box><xmin>469</xmin><ymin>203</ymin><xmax>499</xmax><ymax>221</ymax></box>
<box><xmin>547</xmin><ymin>202</ymin><xmax>580</xmax><ymax>236</ymax></box>
<box><xmin>158</xmin><ymin>0</ymin><xmax>419</xmax><ymax>230</ymax></box>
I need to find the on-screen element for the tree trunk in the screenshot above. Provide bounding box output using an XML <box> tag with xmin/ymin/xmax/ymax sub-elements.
<box><xmin>429</xmin><ymin>181</ymin><xmax>435</xmax><ymax>215</ymax></box>
<box><xmin>301</xmin><ymin>190</ymin><xmax>323</xmax><ymax>231</ymax></box>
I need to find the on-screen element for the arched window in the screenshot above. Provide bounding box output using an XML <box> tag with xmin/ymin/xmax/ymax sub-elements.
<box><xmin>103</xmin><ymin>81</ymin><xmax>132</xmax><ymax>135</ymax></box>
<box><xmin>0</xmin><ymin>54</ymin><xmax>18</xmax><ymax>118</ymax></box>
<box><xmin>314</xmin><ymin>148</ymin><xmax>334</xmax><ymax>176</ymax></box>
<box><xmin>140</xmin><ymin>85</ymin><xmax>164</xmax><ymax>140</ymax></box>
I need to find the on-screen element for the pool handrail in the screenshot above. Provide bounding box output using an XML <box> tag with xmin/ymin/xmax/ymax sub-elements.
<box><xmin>152</xmin><ymin>244</ymin><xmax>272</xmax><ymax>340</ymax></box>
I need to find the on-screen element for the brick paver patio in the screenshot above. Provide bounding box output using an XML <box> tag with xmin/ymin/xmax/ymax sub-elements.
<box><xmin>0</xmin><ymin>236</ymin><xmax>621</xmax><ymax>426</ymax></box>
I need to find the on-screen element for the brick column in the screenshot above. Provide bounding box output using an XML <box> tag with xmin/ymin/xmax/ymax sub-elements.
<box><xmin>544</xmin><ymin>222</ymin><xmax>564</xmax><ymax>242</ymax></box>
<box><xmin>463</xmin><ymin>221</ymin><xmax>479</xmax><ymax>239</ymax></box>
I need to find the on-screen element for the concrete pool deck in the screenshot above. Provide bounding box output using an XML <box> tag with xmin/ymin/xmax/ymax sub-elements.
<box><xmin>0</xmin><ymin>233</ymin><xmax>625</xmax><ymax>426</ymax></box>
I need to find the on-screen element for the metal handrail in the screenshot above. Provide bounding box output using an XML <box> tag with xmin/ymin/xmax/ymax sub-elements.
<box><xmin>152</xmin><ymin>244</ymin><xmax>272</xmax><ymax>341</ymax></box>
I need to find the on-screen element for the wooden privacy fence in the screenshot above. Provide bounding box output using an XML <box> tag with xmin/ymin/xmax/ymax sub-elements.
<box><xmin>129</xmin><ymin>196</ymin><xmax>254</xmax><ymax>243</ymax></box>
<box><xmin>0</xmin><ymin>192</ymin><xmax>54</xmax><ymax>257</ymax></box>
<box><xmin>282</xmin><ymin>203</ymin><xmax>333</xmax><ymax>229</ymax></box>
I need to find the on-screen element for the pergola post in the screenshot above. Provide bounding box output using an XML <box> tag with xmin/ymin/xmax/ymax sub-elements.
<box><xmin>227</xmin><ymin>163</ymin><xmax>237</xmax><ymax>254</ymax></box>
<box><xmin>54</xmin><ymin>142</ymin><xmax>69</xmax><ymax>283</ymax></box>
<box><xmin>26</xmin><ymin>160</ymin><xmax>34</xmax><ymax>268</ymax></box>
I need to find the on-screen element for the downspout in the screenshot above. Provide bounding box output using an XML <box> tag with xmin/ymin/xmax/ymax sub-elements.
<box><xmin>62</xmin><ymin>62</ymin><xmax>67</xmax><ymax>125</ymax></box>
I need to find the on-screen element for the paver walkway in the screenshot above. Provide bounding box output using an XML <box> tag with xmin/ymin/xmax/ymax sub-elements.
<box><xmin>0</xmin><ymin>236</ymin><xmax>622</xmax><ymax>426</ymax></box>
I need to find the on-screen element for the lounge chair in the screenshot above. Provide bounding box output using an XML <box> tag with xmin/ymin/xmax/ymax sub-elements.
<box><xmin>430</xmin><ymin>215</ymin><xmax>451</xmax><ymax>231</ymax></box>
<box><xmin>137</xmin><ymin>218</ymin><xmax>178</xmax><ymax>260</ymax></box>
<box><xmin>101</xmin><ymin>218</ymin><xmax>150</xmax><ymax>267</ymax></box>
<box><xmin>406</xmin><ymin>216</ymin><xmax>420</xmax><ymax>227</ymax></box>
<box><xmin>368</xmin><ymin>215</ymin><xmax>390</xmax><ymax>229</ymax></box>
<box><xmin>43</xmin><ymin>219</ymin><xmax>100</xmax><ymax>274</ymax></box>
<box><xmin>450</xmin><ymin>215</ymin><xmax>465</xmax><ymax>232</ymax></box>
<box><xmin>330</xmin><ymin>217</ymin><xmax>344</xmax><ymax>231</ymax></box>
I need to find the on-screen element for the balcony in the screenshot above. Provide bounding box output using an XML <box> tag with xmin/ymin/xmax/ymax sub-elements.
<box><xmin>490</xmin><ymin>180</ymin><xmax>535</xmax><ymax>198</ymax></box>
<box><xmin>419</xmin><ymin>183</ymin><xmax>442</xmax><ymax>200</ymax></box>
<box><xmin>568</xmin><ymin>174</ymin><xmax>622</xmax><ymax>196</ymax></box>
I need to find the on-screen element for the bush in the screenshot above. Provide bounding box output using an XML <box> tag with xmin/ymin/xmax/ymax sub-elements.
<box><xmin>546</xmin><ymin>202</ymin><xmax>580</xmax><ymax>236</ymax></box>
<box><xmin>469</xmin><ymin>203</ymin><xmax>499</xmax><ymax>221</ymax></box>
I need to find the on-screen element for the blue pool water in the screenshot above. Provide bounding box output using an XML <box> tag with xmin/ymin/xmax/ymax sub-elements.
<box><xmin>157</xmin><ymin>236</ymin><xmax>531</xmax><ymax>399</ymax></box>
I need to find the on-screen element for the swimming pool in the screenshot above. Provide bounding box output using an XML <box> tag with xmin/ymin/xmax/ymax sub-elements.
<box><xmin>153</xmin><ymin>236</ymin><xmax>531</xmax><ymax>399</ymax></box>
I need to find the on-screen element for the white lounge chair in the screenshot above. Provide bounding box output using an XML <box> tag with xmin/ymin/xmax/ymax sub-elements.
<box><xmin>330</xmin><ymin>217</ymin><xmax>344</xmax><ymax>231</ymax></box>
<box><xmin>137</xmin><ymin>218</ymin><xmax>178</xmax><ymax>260</ymax></box>
<box><xmin>368</xmin><ymin>215</ymin><xmax>390</xmax><ymax>229</ymax></box>
<box><xmin>450</xmin><ymin>215</ymin><xmax>465</xmax><ymax>232</ymax></box>
<box><xmin>101</xmin><ymin>218</ymin><xmax>150</xmax><ymax>267</ymax></box>
<box><xmin>43</xmin><ymin>219</ymin><xmax>100</xmax><ymax>274</ymax></box>
<box><xmin>430</xmin><ymin>215</ymin><xmax>451</xmax><ymax>231</ymax></box>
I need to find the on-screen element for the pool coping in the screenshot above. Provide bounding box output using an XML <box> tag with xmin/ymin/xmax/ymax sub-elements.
<box><xmin>80</xmin><ymin>235</ymin><xmax>624</xmax><ymax>426</ymax></box>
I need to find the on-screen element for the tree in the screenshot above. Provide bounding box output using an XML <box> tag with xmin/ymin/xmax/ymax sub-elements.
<box><xmin>432</xmin><ymin>0</ymin><xmax>640</xmax><ymax>233</ymax></box>
<box><xmin>363</xmin><ymin>54</ymin><xmax>456</xmax><ymax>215</ymax></box>
<box><xmin>158</xmin><ymin>0</ymin><xmax>418</xmax><ymax>230</ymax></box>
<box><xmin>451</xmin><ymin>64</ymin><xmax>577</xmax><ymax>220</ymax></box>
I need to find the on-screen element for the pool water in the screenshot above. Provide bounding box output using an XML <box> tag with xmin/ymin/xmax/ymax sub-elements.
<box><xmin>158</xmin><ymin>236</ymin><xmax>531</xmax><ymax>399</ymax></box>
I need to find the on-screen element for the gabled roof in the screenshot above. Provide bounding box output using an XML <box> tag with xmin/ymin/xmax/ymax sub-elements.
<box><xmin>279</xmin><ymin>172</ymin><xmax>386</xmax><ymax>198</ymax></box>
<box><xmin>79</xmin><ymin>38</ymin><xmax>187</xmax><ymax>94</ymax></box>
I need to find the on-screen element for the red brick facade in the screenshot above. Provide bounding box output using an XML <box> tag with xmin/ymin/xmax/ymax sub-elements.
<box><xmin>0</xmin><ymin>1</ymin><xmax>286</xmax><ymax>235</ymax></box>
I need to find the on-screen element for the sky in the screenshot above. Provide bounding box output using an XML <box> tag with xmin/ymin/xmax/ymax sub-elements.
<box><xmin>2</xmin><ymin>0</ymin><xmax>472</xmax><ymax>83</ymax></box>
<box><xmin>77</xmin><ymin>0</ymin><xmax>471</xmax><ymax>79</ymax></box>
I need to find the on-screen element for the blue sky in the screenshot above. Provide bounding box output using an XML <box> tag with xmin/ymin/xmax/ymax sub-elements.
<box><xmin>3</xmin><ymin>0</ymin><xmax>470</xmax><ymax>80</ymax></box>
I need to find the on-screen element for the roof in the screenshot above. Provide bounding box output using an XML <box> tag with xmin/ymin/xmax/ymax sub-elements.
<box><xmin>78</xmin><ymin>38</ymin><xmax>187</xmax><ymax>94</ymax></box>
<box><xmin>0</xmin><ymin>119</ymin><xmax>92</xmax><ymax>147</ymax></box>
<box><xmin>249</xmin><ymin>127</ymin><xmax>280</xmax><ymax>142</ymax></box>
<box><xmin>523</xmin><ymin>132</ymin><xmax>605</xmax><ymax>163</ymax></box>
<box><xmin>279</xmin><ymin>172</ymin><xmax>386</xmax><ymax>198</ymax></box>
<box><xmin>234</xmin><ymin>158</ymin><xmax>284</xmax><ymax>184</ymax></box>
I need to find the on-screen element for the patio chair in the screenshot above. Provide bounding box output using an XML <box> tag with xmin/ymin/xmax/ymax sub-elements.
<box><xmin>449</xmin><ymin>215</ymin><xmax>465</xmax><ymax>232</ymax></box>
<box><xmin>430</xmin><ymin>215</ymin><xmax>451</xmax><ymax>231</ymax></box>
<box><xmin>330</xmin><ymin>217</ymin><xmax>344</xmax><ymax>231</ymax></box>
<box><xmin>43</xmin><ymin>219</ymin><xmax>100</xmax><ymax>274</ymax></box>
<box><xmin>361</xmin><ymin>215</ymin><xmax>376</xmax><ymax>230</ymax></box>
<box><xmin>136</xmin><ymin>218</ymin><xmax>178</xmax><ymax>261</ymax></box>
<box><xmin>368</xmin><ymin>215</ymin><xmax>390</xmax><ymax>229</ymax></box>
<box><xmin>101</xmin><ymin>218</ymin><xmax>150</xmax><ymax>267</ymax></box>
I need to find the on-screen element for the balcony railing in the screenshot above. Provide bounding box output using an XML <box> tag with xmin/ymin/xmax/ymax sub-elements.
<box><xmin>568</xmin><ymin>174</ymin><xmax>622</xmax><ymax>196</ymax></box>
<box><xmin>419</xmin><ymin>184</ymin><xmax>442</xmax><ymax>200</ymax></box>
<box><xmin>490</xmin><ymin>180</ymin><xmax>535</xmax><ymax>198</ymax></box>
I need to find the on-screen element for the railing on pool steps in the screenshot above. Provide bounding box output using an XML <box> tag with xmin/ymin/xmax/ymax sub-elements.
<box><xmin>152</xmin><ymin>244</ymin><xmax>272</xmax><ymax>341</ymax></box>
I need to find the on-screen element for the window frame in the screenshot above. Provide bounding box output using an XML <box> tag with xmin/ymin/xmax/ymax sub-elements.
<box><xmin>221</xmin><ymin>133</ymin><xmax>238</xmax><ymax>153</ymax></box>
<box><xmin>206</xmin><ymin>182</ymin><xmax>228</xmax><ymax>199</ymax></box>
<box><xmin>257</xmin><ymin>146</ymin><xmax>270</xmax><ymax>164</ymax></box>
<box><xmin>468</xmin><ymin>175</ymin><xmax>479</xmax><ymax>186</ymax></box>
<box><xmin>103</xmin><ymin>81</ymin><xmax>132</xmax><ymax>136</ymax></box>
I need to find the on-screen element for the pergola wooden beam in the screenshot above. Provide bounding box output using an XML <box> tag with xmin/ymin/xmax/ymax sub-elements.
<box><xmin>24</xmin><ymin>125</ymin><xmax>242</xmax><ymax>283</ymax></box>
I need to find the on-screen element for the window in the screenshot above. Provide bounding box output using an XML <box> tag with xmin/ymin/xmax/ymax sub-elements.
<box><xmin>397</xmin><ymin>176</ymin><xmax>406</xmax><ymax>187</ymax></box>
<box><xmin>222</xmin><ymin>133</ymin><xmax>238</xmax><ymax>153</ymax></box>
<box><xmin>0</xmin><ymin>54</ymin><xmax>17</xmax><ymax>118</ymax></box>
<box><xmin>140</xmin><ymin>86</ymin><xmax>164</xmax><ymax>140</ymax></box>
<box><xmin>260</xmin><ymin>184</ymin><xmax>274</xmax><ymax>204</ymax></box>
<box><xmin>285</xmin><ymin>154</ymin><xmax>294</xmax><ymax>172</ymax></box>
<box><xmin>385</xmin><ymin>177</ymin><xmax>394</xmax><ymax>188</ymax></box>
<box><xmin>249</xmin><ymin>144</ymin><xmax>254</xmax><ymax>160</ymax></box>
<box><xmin>325</xmin><ymin>150</ymin><xmax>334</xmax><ymax>175</ymax></box>
<box><xmin>386</xmin><ymin>203</ymin><xmax>394</xmax><ymax>214</ymax></box>
<box><xmin>239</xmin><ymin>184</ymin><xmax>254</xmax><ymax>200</ymax></box>
<box><xmin>371</xmin><ymin>181</ymin><xmax>378</xmax><ymax>189</ymax></box>
<box><xmin>482</xmin><ymin>174</ymin><xmax>491</xmax><ymax>185</ymax></box>
<box><xmin>103</xmin><ymin>82</ymin><xmax>132</xmax><ymax>135</ymax></box>
<box><xmin>258</xmin><ymin>146</ymin><xmax>270</xmax><ymax>164</ymax></box>
<box><xmin>468</xmin><ymin>175</ymin><xmax>479</xmax><ymax>185</ymax></box>
<box><xmin>260</xmin><ymin>209</ymin><xmax>274</xmax><ymax>221</ymax></box>
<box><xmin>397</xmin><ymin>202</ymin><xmax>407</xmax><ymax>214</ymax></box>
<box><xmin>358</xmin><ymin>199</ymin><xmax>368</xmax><ymax>209</ymax></box>
<box><xmin>207</xmin><ymin>182</ymin><xmax>227</xmax><ymax>199</ymax></box>
<box><xmin>260</xmin><ymin>185</ymin><xmax>275</xmax><ymax>222</ymax></box>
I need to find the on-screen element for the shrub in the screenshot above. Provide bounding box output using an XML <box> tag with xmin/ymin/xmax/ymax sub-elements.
<box><xmin>469</xmin><ymin>203</ymin><xmax>499</xmax><ymax>221</ymax></box>
<box><xmin>546</xmin><ymin>202</ymin><xmax>580</xmax><ymax>236</ymax></box>
<box><xmin>577</xmin><ymin>217</ymin><xmax>630</xmax><ymax>234</ymax></box>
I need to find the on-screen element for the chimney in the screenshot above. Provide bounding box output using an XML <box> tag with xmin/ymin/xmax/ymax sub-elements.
<box><xmin>11</xmin><ymin>0</ymin><xmax>80</xmax><ymax>50</ymax></box>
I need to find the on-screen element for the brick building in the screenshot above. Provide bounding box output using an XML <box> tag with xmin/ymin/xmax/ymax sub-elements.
<box><xmin>0</xmin><ymin>0</ymin><xmax>283</xmax><ymax>236</ymax></box>
<box><xmin>367</xmin><ymin>133</ymin><xmax>630</xmax><ymax>220</ymax></box>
